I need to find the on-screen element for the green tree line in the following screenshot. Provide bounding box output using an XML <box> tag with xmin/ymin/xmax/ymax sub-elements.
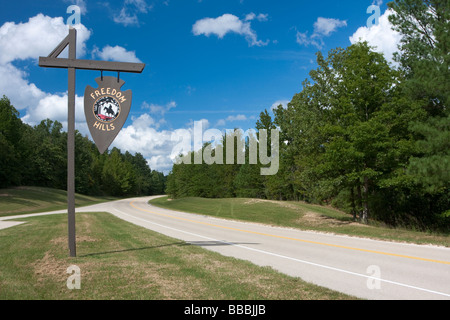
<box><xmin>0</xmin><ymin>98</ymin><xmax>166</xmax><ymax>197</ymax></box>
<box><xmin>166</xmin><ymin>0</ymin><xmax>449</xmax><ymax>231</ymax></box>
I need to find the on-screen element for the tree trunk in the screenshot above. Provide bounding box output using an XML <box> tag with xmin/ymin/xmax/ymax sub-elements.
<box><xmin>350</xmin><ymin>186</ymin><xmax>357</xmax><ymax>221</ymax></box>
<box><xmin>357</xmin><ymin>183</ymin><xmax>363</xmax><ymax>221</ymax></box>
<box><xmin>361</xmin><ymin>176</ymin><xmax>369</xmax><ymax>224</ymax></box>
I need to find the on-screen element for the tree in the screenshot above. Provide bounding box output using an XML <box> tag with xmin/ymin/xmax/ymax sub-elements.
<box><xmin>388</xmin><ymin>0</ymin><xmax>449</xmax><ymax>114</ymax></box>
<box><xmin>388</xmin><ymin>0</ymin><xmax>450</xmax><ymax>196</ymax></box>
<box><xmin>22</xmin><ymin>119</ymin><xmax>66</xmax><ymax>189</ymax></box>
<box><xmin>276</xmin><ymin>42</ymin><xmax>418</xmax><ymax>223</ymax></box>
<box><xmin>101</xmin><ymin>148</ymin><xmax>136</xmax><ymax>196</ymax></box>
<box><xmin>125</xmin><ymin>151</ymin><xmax>153</xmax><ymax>195</ymax></box>
<box><xmin>0</xmin><ymin>96</ymin><xmax>25</xmax><ymax>187</ymax></box>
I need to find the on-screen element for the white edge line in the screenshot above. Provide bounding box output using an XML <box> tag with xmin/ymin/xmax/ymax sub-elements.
<box><xmin>113</xmin><ymin>207</ymin><xmax>450</xmax><ymax>299</ymax></box>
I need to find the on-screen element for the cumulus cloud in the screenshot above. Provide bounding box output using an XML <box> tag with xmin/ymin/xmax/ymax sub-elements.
<box><xmin>0</xmin><ymin>14</ymin><xmax>91</xmax><ymax>113</ymax></box>
<box><xmin>111</xmin><ymin>114</ymin><xmax>214</xmax><ymax>173</ymax></box>
<box><xmin>296</xmin><ymin>17</ymin><xmax>347</xmax><ymax>49</ymax></box>
<box><xmin>0</xmin><ymin>63</ymin><xmax>46</xmax><ymax>111</ymax></box>
<box><xmin>0</xmin><ymin>13</ymin><xmax>90</xmax><ymax>64</ymax></box>
<box><xmin>138</xmin><ymin>101</ymin><xmax>176</xmax><ymax>129</ymax></box>
<box><xmin>192</xmin><ymin>13</ymin><xmax>269</xmax><ymax>47</ymax></box>
<box><xmin>349</xmin><ymin>9</ymin><xmax>402</xmax><ymax>64</ymax></box>
<box><xmin>111</xmin><ymin>113</ymin><xmax>176</xmax><ymax>173</ymax></box>
<box><xmin>92</xmin><ymin>45</ymin><xmax>142</xmax><ymax>63</ymax></box>
<box><xmin>314</xmin><ymin>18</ymin><xmax>347</xmax><ymax>37</ymax></box>
<box><xmin>270</xmin><ymin>100</ymin><xmax>289</xmax><ymax>110</ymax></box>
<box><xmin>20</xmin><ymin>93</ymin><xmax>90</xmax><ymax>136</ymax></box>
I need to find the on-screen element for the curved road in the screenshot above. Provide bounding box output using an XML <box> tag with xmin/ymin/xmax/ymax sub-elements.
<box><xmin>2</xmin><ymin>195</ymin><xmax>450</xmax><ymax>300</ymax></box>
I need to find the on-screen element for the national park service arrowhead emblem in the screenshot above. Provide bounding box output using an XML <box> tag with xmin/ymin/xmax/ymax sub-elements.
<box><xmin>84</xmin><ymin>76</ymin><xmax>132</xmax><ymax>154</ymax></box>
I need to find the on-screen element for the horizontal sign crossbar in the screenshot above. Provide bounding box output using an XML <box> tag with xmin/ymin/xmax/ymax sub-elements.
<box><xmin>38</xmin><ymin>57</ymin><xmax>145</xmax><ymax>73</ymax></box>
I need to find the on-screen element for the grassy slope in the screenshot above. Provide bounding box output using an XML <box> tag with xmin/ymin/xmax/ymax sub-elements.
<box><xmin>0</xmin><ymin>211</ymin><xmax>356</xmax><ymax>300</ymax></box>
<box><xmin>0</xmin><ymin>186</ymin><xmax>118</xmax><ymax>217</ymax></box>
<box><xmin>149</xmin><ymin>196</ymin><xmax>450</xmax><ymax>247</ymax></box>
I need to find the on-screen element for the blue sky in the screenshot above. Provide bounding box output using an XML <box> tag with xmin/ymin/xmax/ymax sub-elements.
<box><xmin>0</xmin><ymin>0</ymin><xmax>400</xmax><ymax>173</ymax></box>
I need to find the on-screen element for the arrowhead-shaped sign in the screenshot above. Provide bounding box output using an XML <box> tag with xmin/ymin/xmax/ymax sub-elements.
<box><xmin>84</xmin><ymin>76</ymin><xmax>132</xmax><ymax>154</ymax></box>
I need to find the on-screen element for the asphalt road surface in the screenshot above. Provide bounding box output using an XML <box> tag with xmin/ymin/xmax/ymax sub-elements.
<box><xmin>2</xmin><ymin>195</ymin><xmax>449</xmax><ymax>300</ymax></box>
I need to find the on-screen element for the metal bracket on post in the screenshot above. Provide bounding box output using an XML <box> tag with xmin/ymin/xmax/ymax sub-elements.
<box><xmin>39</xmin><ymin>28</ymin><xmax>145</xmax><ymax>257</ymax></box>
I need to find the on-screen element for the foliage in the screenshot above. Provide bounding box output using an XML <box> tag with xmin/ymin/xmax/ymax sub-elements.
<box><xmin>0</xmin><ymin>95</ymin><xmax>165</xmax><ymax>197</ymax></box>
<box><xmin>165</xmin><ymin>0</ymin><xmax>449</xmax><ymax>231</ymax></box>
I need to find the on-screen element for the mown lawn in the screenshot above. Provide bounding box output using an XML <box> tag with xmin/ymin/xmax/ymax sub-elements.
<box><xmin>0</xmin><ymin>212</ymin><xmax>356</xmax><ymax>300</ymax></box>
<box><xmin>0</xmin><ymin>186</ymin><xmax>118</xmax><ymax>217</ymax></box>
<box><xmin>149</xmin><ymin>196</ymin><xmax>450</xmax><ymax>247</ymax></box>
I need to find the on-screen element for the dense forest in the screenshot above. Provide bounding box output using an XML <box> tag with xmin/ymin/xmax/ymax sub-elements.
<box><xmin>0</xmin><ymin>99</ymin><xmax>166</xmax><ymax>197</ymax></box>
<box><xmin>166</xmin><ymin>0</ymin><xmax>449</xmax><ymax>231</ymax></box>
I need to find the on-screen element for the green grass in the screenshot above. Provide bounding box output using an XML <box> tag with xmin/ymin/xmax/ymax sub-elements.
<box><xmin>0</xmin><ymin>212</ymin><xmax>356</xmax><ymax>300</ymax></box>
<box><xmin>0</xmin><ymin>186</ymin><xmax>118</xmax><ymax>217</ymax></box>
<box><xmin>149</xmin><ymin>196</ymin><xmax>450</xmax><ymax>247</ymax></box>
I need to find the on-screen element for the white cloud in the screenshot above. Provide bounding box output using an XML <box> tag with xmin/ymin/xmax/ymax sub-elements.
<box><xmin>0</xmin><ymin>14</ymin><xmax>91</xmax><ymax>113</ymax></box>
<box><xmin>19</xmin><ymin>92</ymin><xmax>90</xmax><ymax>141</ymax></box>
<box><xmin>111</xmin><ymin>113</ymin><xmax>176</xmax><ymax>173</ymax></box>
<box><xmin>271</xmin><ymin>100</ymin><xmax>289</xmax><ymax>110</ymax></box>
<box><xmin>142</xmin><ymin>101</ymin><xmax>176</xmax><ymax>115</ymax></box>
<box><xmin>349</xmin><ymin>9</ymin><xmax>402</xmax><ymax>64</ymax></box>
<box><xmin>111</xmin><ymin>115</ymin><xmax>215</xmax><ymax>173</ymax></box>
<box><xmin>215</xmin><ymin>114</ymin><xmax>248</xmax><ymax>127</ymax></box>
<box><xmin>296</xmin><ymin>17</ymin><xmax>347</xmax><ymax>49</ymax></box>
<box><xmin>0</xmin><ymin>14</ymin><xmax>91</xmax><ymax>64</ymax></box>
<box><xmin>0</xmin><ymin>63</ymin><xmax>46</xmax><ymax>111</ymax></box>
<box><xmin>245</xmin><ymin>13</ymin><xmax>256</xmax><ymax>21</ymax></box>
<box><xmin>245</xmin><ymin>13</ymin><xmax>268</xmax><ymax>22</ymax></box>
<box><xmin>92</xmin><ymin>45</ymin><xmax>142</xmax><ymax>63</ymax></box>
<box><xmin>314</xmin><ymin>18</ymin><xmax>347</xmax><ymax>37</ymax></box>
<box><xmin>226</xmin><ymin>114</ymin><xmax>247</xmax><ymax>121</ymax></box>
<box><xmin>126</xmin><ymin>0</ymin><xmax>151</xmax><ymax>13</ymax></box>
<box><xmin>216</xmin><ymin>119</ymin><xmax>226</xmax><ymax>127</ymax></box>
<box><xmin>113</xmin><ymin>8</ymin><xmax>139</xmax><ymax>26</ymax></box>
<box><xmin>192</xmin><ymin>13</ymin><xmax>269</xmax><ymax>47</ymax></box>
<box><xmin>21</xmin><ymin>94</ymin><xmax>82</xmax><ymax>124</ymax></box>
<box><xmin>113</xmin><ymin>0</ymin><xmax>152</xmax><ymax>26</ymax></box>
<box><xmin>186</xmin><ymin>118</ymin><xmax>210</xmax><ymax>130</ymax></box>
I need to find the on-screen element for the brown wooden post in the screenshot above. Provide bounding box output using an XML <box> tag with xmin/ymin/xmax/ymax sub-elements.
<box><xmin>67</xmin><ymin>28</ymin><xmax>77</xmax><ymax>257</ymax></box>
<box><xmin>39</xmin><ymin>28</ymin><xmax>145</xmax><ymax>257</ymax></box>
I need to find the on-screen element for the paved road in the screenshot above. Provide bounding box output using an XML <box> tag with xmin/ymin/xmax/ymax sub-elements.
<box><xmin>2</xmin><ymin>195</ymin><xmax>450</xmax><ymax>300</ymax></box>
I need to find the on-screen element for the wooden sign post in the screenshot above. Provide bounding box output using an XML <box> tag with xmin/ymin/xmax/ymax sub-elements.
<box><xmin>39</xmin><ymin>28</ymin><xmax>145</xmax><ymax>257</ymax></box>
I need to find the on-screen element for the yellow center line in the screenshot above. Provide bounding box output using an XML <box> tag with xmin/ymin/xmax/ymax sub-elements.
<box><xmin>130</xmin><ymin>201</ymin><xmax>450</xmax><ymax>266</ymax></box>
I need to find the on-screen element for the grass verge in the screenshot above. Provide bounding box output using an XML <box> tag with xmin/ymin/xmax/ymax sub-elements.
<box><xmin>0</xmin><ymin>211</ymin><xmax>356</xmax><ymax>300</ymax></box>
<box><xmin>149</xmin><ymin>196</ymin><xmax>450</xmax><ymax>247</ymax></box>
<box><xmin>0</xmin><ymin>186</ymin><xmax>118</xmax><ymax>217</ymax></box>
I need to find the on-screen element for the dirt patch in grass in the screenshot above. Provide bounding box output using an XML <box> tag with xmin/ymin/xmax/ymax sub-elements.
<box><xmin>32</xmin><ymin>251</ymin><xmax>68</xmax><ymax>285</ymax></box>
<box><xmin>300</xmin><ymin>211</ymin><xmax>368</xmax><ymax>228</ymax></box>
<box><xmin>50</xmin><ymin>235</ymin><xmax>98</xmax><ymax>246</ymax></box>
<box><xmin>243</xmin><ymin>198</ymin><xmax>300</xmax><ymax>211</ymax></box>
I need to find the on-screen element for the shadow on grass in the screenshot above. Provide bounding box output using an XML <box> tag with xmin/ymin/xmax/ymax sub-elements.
<box><xmin>81</xmin><ymin>240</ymin><xmax>260</xmax><ymax>257</ymax></box>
